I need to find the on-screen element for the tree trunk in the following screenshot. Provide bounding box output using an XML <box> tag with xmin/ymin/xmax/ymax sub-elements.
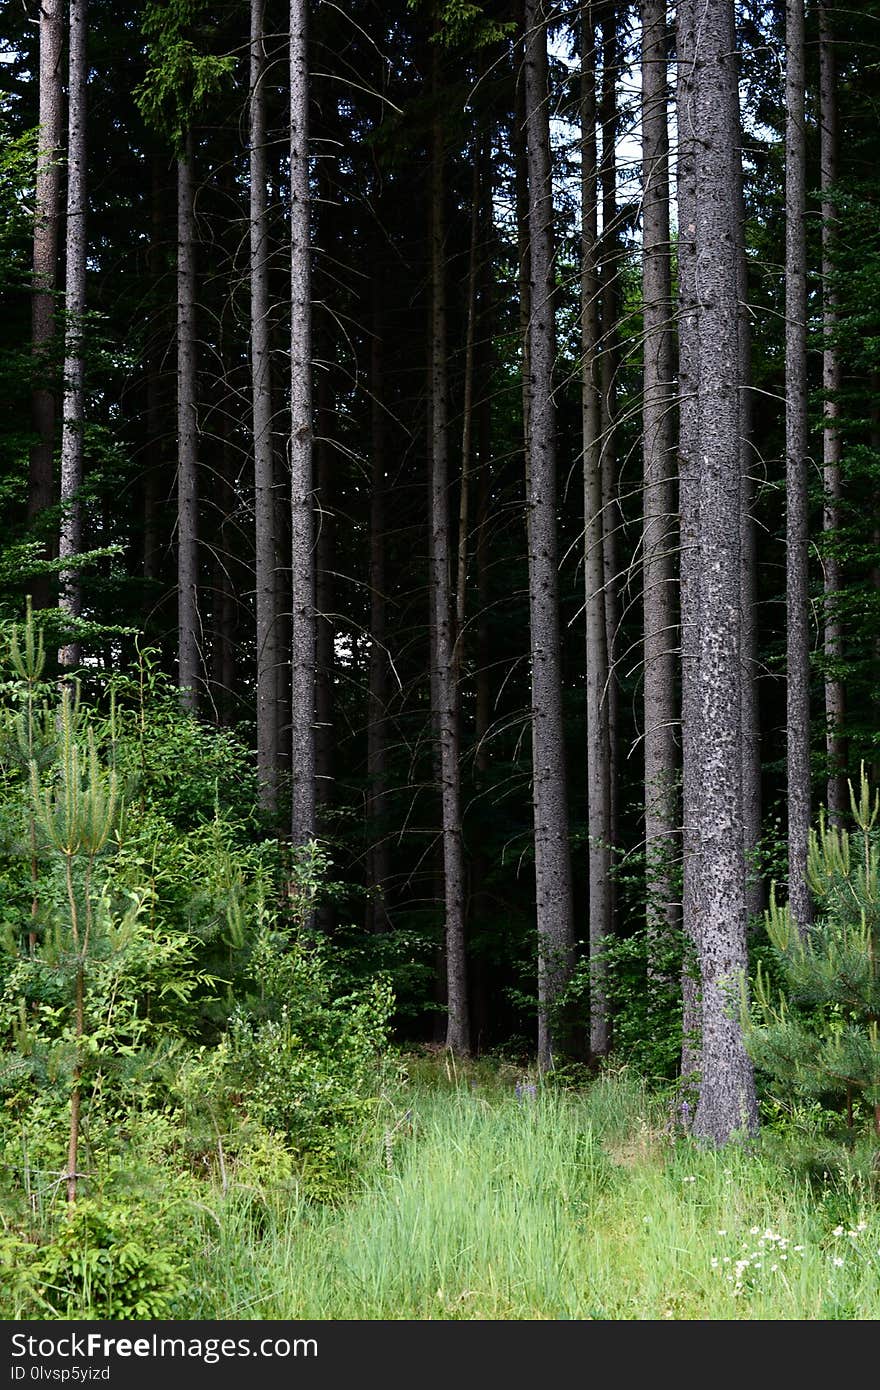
<box><xmin>251</xmin><ymin>0</ymin><xmax>281</xmax><ymax>809</ymax></box>
<box><xmin>676</xmin><ymin>0</ymin><xmax>701</xmax><ymax>1094</ymax></box>
<box><xmin>29</xmin><ymin>0</ymin><xmax>63</xmax><ymax>611</ymax></box>
<box><xmin>454</xmin><ymin>152</ymin><xmax>481</xmax><ymax>680</ymax></box>
<box><xmin>176</xmin><ymin>132</ymin><xmax>200</xmax><ymax>710</ymax></box>
<box><xmin>290</xmin><ymin>0</ymin><xmax>316</xmax><ymax>846</ymax></box>
<box><xmin>641</xmin><ymin>0</ymin><xmax>678</xmax><ymax>960</ymax></box>
<box><xmin>366</xmin><ymin>289</ymin><xmax>390</xmax><ymax>934</ymax></box>
<box><xmin>785</xmin><ymin>0</ymin><xmax>813</xmax><ymax>933</ymax></box>
<box><xmin>819</xmin><ymin>0</ymin><xmax>846</xmax><ymax>825</ymax></box>
<box><xmin>690</xmin><ymin>0</ymin><xmax>758</xmax><ymax>1144</ymax></box>
<box><xmin>738</xmin><ymin>168</ymin><xmax>763</xmax><ymax>919</ymax></box>
<box><xmin>581</xmin><ymin>1</ymin><xmax>613</xmax><ymax>1060</ymax></box>
<box><xmin>58</xmin><ymin>0</ymin><xmax>88</xmax><ymax>670</ymax></box>
<box><xmin>599</xmin><ymin>0</ymin><xmax>621</xmax><ymax>889</ymax></box>
<box><xmin>315</xmin><ymin>360</ymin><xmax>336</xmax><ymax>816</ymax></box>
<box><xmin>524</xmin><ymin>0</ymin><xmax>575</xmax><ymax>1070</ymax></box>
<box><xmin>429</xmin><ymin>86</ymin><xmax>469</xmax><ymax>1055</ymax></box>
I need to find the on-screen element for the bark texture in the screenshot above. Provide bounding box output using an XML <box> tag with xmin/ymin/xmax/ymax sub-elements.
<box><xmin>290</xmin><ymin>0</ymin><xmax>317</xmax><ymax>845</ymax></box>
<box><xmin>785</xmin><ymin>0</ymin><xmax>813</xmax><ymax>933</ymax></box>
<box><xmin>176</xmin><ymin>136</ymin><xmax>200</xmax><ymax>709</ymax></box>
<box><xmin>29</xmin><ymin>0</ymin><xmax>63</xmax><ymax>593</ymax></box>
<box><xmin>581</xmin><ymin>1</ymin><xmax>613</xmax><ymax>1060</ymax></box>
<box><xmin>524</xmin><ymin>0</ymin><xmax>575</xmax><ymax>1069</ymax></box>
<box><xmin>429</xmin><ymin>92</ymin><xmax>469</xmax><ymax>1055</ymax></box>
<box><xmin>58</xmin><ymin>0</ymin><xmax>88</xmax><ymax>668</ymax></box>
<box><xmin>690</xmin><ymin>0</ymin><xmax>758</xmax><ymax>1143</ymax></box>
<box><xmin>641</xmin><ymin>0</ymin><xmax>678</xmax><ymax>956</ymax></box>
<box><xmin>251</xmin><ymin>0</ymin><xmax>281</xmax><ymax>809</ymax></box>
<box><xmin>819</xmin><ymin>0</ymin><xmax>846</xmax><ymax>825</ymax></box>
<box><xmin>676</xmin><ymin>0</ymin><xmax>701</xmax><ymax>1092</ymax></box>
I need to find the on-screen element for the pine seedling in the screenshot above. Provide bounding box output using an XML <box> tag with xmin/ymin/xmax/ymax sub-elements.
<box><xmin>27</xmin><ymin>685</ymin><xmax>120</xmax><ymax>1203</ymax></box>
<box><xmin>744</xmin><ymin>766</ymin><xmax>880</xmax><ymax>1140</ymax></box>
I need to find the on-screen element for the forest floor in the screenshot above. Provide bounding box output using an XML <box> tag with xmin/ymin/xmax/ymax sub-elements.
<box><xmin>183</xmin><ymin>1056</ymin><xmax>880</xmax><ymax>1320</ymax></box>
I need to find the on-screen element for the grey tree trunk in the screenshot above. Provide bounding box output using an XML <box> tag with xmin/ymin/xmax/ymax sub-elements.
<box><xmin>455</xmin><ymin>153</ymin><xmax>481</xmax><ymax>680</ymax></box>
<box><xmin>524</xmin><ymin>0</ymin><xmax>575</xmax><ymax>1070</ymax></box>
<box><xmin>515</xmin><ymin>0</ymin><xmax>531</xmax><ymax>472</ymax></box>
<box><xmin>176</xmin><ymin>134</ymin><xmax>200</xmax><ymax>710</ymax></box>
<box><xmin>366</xmin><ymin>293</ymin><xmax>390</xmax><ymax>934</ymax></box>
<box><xmin>819</xmin><ymin>0</ymin><xmax>846</xmax><ymax>825</ymax></box>
<box><xmin>290</xmin><ymin>0</ymin><xmax>316</xmax><ymax>846</ymax></box>
<box><xmin>429</xmin><ymin>94</ymin><xmax>469</xmax><ymax>1055</ymax></box>
<box><xmin>738</xmin><ymin>173</ymin><xmax>763</xmax><ymax>919</ymax></box>
<box><xmin>641</xmin><ymin>0</ymin><xmax>679</xmax><ymax>959</ymax></box>
<box><xmin>251</xmin><ymin>0</ymin><xmax>280</xmax><ymax>809</ymax></box>
<box><xmin>314</xmin><ymin>363</ymin><xmax>336</xmax><ymax>818</ymax></box>
<box><xmin>676</xmin><ymin>0</ymin><xmax>701</xmax><ymax>1093</ymax></box>
<box><xmin>690</xmin><ymin>0</ymin><xmax>758</xmax><ymax>1144</ymax></box>
<box><xmin>599</xmin><ymin>1</ymin><xmax>621</xmax><ymax>887</ymax></box>
<box><xmin>58</xmin><ymin>0</ymin><xmax>88</xmax><ymax>669</ymax></box>
<box><xmin>29</xmin><ymin>0</ymin><xmax>63</xmax><ymax>607</ymax></box>
<box><xmin>785</xmin><ymin>0</ymin><xmax>813</xmax><ymax>933</ymax></box>
<box><xmin>581</xmin><ymin>1</ymin><xmax>613</xmax><ymax>1060</ymax></box>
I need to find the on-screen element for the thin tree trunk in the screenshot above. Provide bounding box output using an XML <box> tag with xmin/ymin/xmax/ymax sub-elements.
<box><xmin>819</xmin><ymin>0</ymin><xmax>846</xmax><ymax>825</ymax></box>
<box><xmin>290</xmin><ymin>0</ymin><xmax>316</xmax><ymax>846</ymax></box>
<box><xmin>429</xmin><ymin>86</ymin><xmax>469</xmax><ymax>1055</ymax></box>
<box><xmin>143</xmin><ymin>157</ymin><xmax>169</xmax><ymax>607</ymax></box>
<box><xmin>515</xmin><ymin>0</ymin><xmax>531</xmax><ymax>472</ymax></box>
<box><xmin>454</xmin><ymin>152</ymin><xmax>481</xmax><ymax>678</ymax></box>
<box><xmin>738</xmin><ymin>166</ymin><xmax>763</xmax><ymax>919</ymax></box>
<box><xmin>599</xmin><ymin>0</ymin><xmax>621</xmax><ymax>886</ymax></box>
<box><xmin>58</xmin><ymin>0</ymin><xmax>88</xmax><ymax>670</ymax></box>
<box><xmin>641</xmin><ymin>0</ymin><xmax>678</xmax><ymax>959</ymax></box>
<box><xmin>251</xmin><ymin>0</ymin><xmax>281</xmax><ymax>809</ymax></box>
<box><xmin>690</xmin><ymin>0</ymin><xmax>758</xmax><ymax>1144</ymax></box>
<box><xmin>366</xmin><ymin>292</ymin><xmax>390</xmax><ymax>933</ymax></box>
<box><xmin>785</xmin><ymin>0</ymin><xmax>813</xmax><ymax>933</ymax></box>
<box><xmin>176</xmin><ymin>132</ymin><xmax>199</xmax><ymax>709</ymax></box>
<box><xmin>581</xmin><ymin>0</ymin><xmax>613</xmax><ymax>1060</ymax></box>
<box><xmin>524</xmin><ymin>0</ymin><xmax>575</xmax><ymax>1069</ymax></box>
<box><xmin>676</xmin><ymin>0</ymin><xmax>701</xmax><ymax>1093</ymax></box>
<box><xmin>29</xmin><ymin>0</ymin><xmax>63</xmax><ymax>611</ymax></box>
<box><xmin>315</xmin><ymin>362</ymin><xmax>336</xmax><ymax>814</ymax></box>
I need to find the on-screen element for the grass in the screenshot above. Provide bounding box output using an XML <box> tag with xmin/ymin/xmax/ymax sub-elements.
<box><xmin>178</xmin><ymin>1056</ymin><xmax>880</xmax><ymax>1320</ymax></box>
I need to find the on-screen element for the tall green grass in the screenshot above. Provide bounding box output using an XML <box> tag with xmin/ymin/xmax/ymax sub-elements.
<box><xmin>182</xmin><ymin>1063</ymin><xmax>880</xmax><ymax>1320</ymax></box>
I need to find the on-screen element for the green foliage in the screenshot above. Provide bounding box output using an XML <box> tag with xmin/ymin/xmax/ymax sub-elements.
<box><xmin>0</xmin><ymin>606</ymin><xmax>395</xmax><ymax>1248</ymax></box>
<box><xmin>744</xmin><ymin>769</ymin><xmax>880</xmax><ymax>1135</ymax></box>
<box><xmin>4</xmin><ymin>1197</ymin><xmax>190</xmax><ymax>1319</ymax></box>
<box><xmin>135</xmin><ymin>1</ymin><xmax>237</xmax><ymax>147</ymax></box>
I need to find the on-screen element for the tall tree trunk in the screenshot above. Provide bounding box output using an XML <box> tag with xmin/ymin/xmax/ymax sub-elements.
<box><xmin>314</xmin><ymin>363</ymin><xmax>336</xmax><ymax>815</ymax></box>
<box><xmin>366</xmin><ymin>290</ymin><xmax>390</xmax><ymax>934</ymax></box>
<box><xmin>251</xmin><ymin>0</ymin><xmax>281</xmax><ymax>809</ymax></box>
<box><xmin>29</xmin><ymin>0</ymin><xmax>63</xmax><ymax>611</ymax></box>
<box><xmin>211</xmin><ymin>395</ymin><xmax>237</xmax><ymax>727</ymax></box>
<box><xmin>429</xmin><ymin>86</ymin><xmax>469</xmax><ymax>1055</ymax></box>
<box><xmin>290</xmin><ymin>0</ymin><xmax>316</xmax><ymax>846</ymax></box>
<box><xmin>819</xmin><ymin>0</ymin><xmax>846</xmax><ymax>825</ymax></box>
<box><xmin>176</xmin><ymin>132</ymin><xmax>200</xmax><ymax>710</ymax></box>
<box><xmin>641</xmin><ymin>0</ymin><xmax>678</xmax><ymax>959</ymax></box>
<box><xmin>58</xmin><ymin>0</ymin><xmax>88</xmax><ymax>670</ymax></box>
<box><xmin>581</xmin><ymin>0</ymin><xmax>613</xmax><ymax>1060</ymax></box>
<box><xmin>785</xmin><ymin>0</ymin><xmax>813</xmax><ymax>933</ymax></box>
<box><xmin>689</xmin><ymin>0</ymin><xmax>758</xmax><ymax>1144</ymax></box>
<box><xmin>524</xmin><ymin>0</ymin><xmax>575</xmax><ymax>1070</ymax></box>
<box><xmin>143</xmin><ymin>156</ymin><xmax>170</xmax><ymax>613</ymax></box>
<box><xmin>676</xmin><ymin>0</ymin><xmax>701</xmax><ymax>1093</ymax></box>
<box><xmin>515</xmin><ymin>0</ymin><xmax>531</xmax><ymax>470</ymax></box>
<box><xmin>454</xmin><ymin>152</ymin><xmax>481</xmax><ymax>679</ymax></box>
<box><xmin>738</xmin><ymin>170</ymin><xmax>763</xmax><ymax>919</ymax></box>
<box><xmin>599</xmin><ymin>0</ymin><xmax>621</xmax><ymax>886</ymax></box>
